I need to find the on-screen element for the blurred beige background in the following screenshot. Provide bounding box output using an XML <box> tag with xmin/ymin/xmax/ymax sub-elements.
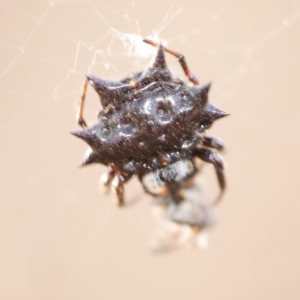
<box><xmin>1</xmin><ymin>0</ymin><xmax>300</xmax><ymax>299</ymax></box>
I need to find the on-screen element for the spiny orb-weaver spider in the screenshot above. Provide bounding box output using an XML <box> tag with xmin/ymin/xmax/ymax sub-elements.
<box><xmin>73</xmin><ymin>39</ymin><xmax>228</xmax><ymax>228</ymax></box>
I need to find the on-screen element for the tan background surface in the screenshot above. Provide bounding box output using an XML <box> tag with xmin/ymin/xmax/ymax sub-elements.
<box><xmin>1</xmin><ymin>0</ymin><xmax>300</xmax><ymax>299</ymax></box>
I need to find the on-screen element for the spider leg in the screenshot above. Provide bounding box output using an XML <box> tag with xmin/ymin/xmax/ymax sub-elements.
<box><xmin>194</xmin><ymin>147</ymin><xmax>226</xmax><ymax>205</ymax></box>
<box><xmin>112</xmin><ymin>175</ymin><xmax>125</xmax><ymax>206</ymax></box>
<box><xmin>101</xmin><ymin>169</ymin><xmax>127</xmax><ymax>206</ymax></box>
<box><xmin>138</xmin><ymin>175</ymin><xmax>161</xmax><ymax>197</ymax></box>
<box><xmin>77</xmin><ymin>77</ymin><xmax>88</xmax><ymax>128</ymax></box>
<box><xmin>101</xmin><ymin>169</ymin><xmax>116</xmax><ymax>189</ymax></box>
<box><xmin>143</xmin><ymin>38</ymin><xmax>199</xmax><ymax>85</ymax></box>
<box><xmin>199</xmin><ymin>136</ymin><xmax>225</xmax><ymax>152</ymax></box>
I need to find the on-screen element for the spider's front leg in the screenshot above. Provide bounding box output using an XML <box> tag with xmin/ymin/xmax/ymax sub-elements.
<box><xmin>194</xmin><ymin>146</ymin><xmax>226</xmax><ymax>204</ymax></box>
<box><xmin>101</xmin><ymin>169</ymin><xmax>116</xmax><ymax>190</ymax></box>
<box><xmin>112</xmin><ymin>175</ymin><xmax>125</xmax><ymax>206</ymax></box>
<box><xmin>102</xmin><ymin>170</ymin><xmax>132</xmax><ymax>207</ymax></box>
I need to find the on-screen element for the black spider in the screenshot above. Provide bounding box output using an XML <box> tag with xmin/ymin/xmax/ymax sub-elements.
<box><xmin>72</xmin><ymin>39</ymin><xmax>228</xmax><ymax>213</ymax></box>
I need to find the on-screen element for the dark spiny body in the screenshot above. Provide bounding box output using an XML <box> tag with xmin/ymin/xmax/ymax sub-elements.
<box><xmin>73</xmin><ymin>40</ymin><xmax>228</xmax><ymax>212</ymax></box>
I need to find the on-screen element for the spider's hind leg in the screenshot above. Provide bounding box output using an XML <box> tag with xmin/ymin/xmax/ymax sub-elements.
<box><xmin>138</xmin><ymin>174</ymin><xmax>161</xmax><ymax>197</ymax></box>
<box><xmin>77</xmin><ymin>77</ymin><xmax>88</xmax><ymax>128</ymax></box>
<box><xmin>194</xmin><ymin>146</ymin><xmax>226</xmax><ymax>205</ymax></box>
<box><xmin>199</xmin><ymin>135</ymin><xmax>225</xmax><ymax>152</ymax></box>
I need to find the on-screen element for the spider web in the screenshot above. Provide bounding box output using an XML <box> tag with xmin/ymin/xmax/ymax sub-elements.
<box><xmin>1</xmin><ymin>0</ymin><xmax>300</xmax><ymax>247</ymax></box>
<box><xmin>1</xmin><ymin>0</ymin><xmax>299</xmax><ymax>127</ymax></box>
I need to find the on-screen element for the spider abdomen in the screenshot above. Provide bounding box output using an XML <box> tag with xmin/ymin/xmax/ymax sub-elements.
<box><xmin>73</xmin><ymin>40</ymin><xmax>228</xmax><ymax>208</ymax></box>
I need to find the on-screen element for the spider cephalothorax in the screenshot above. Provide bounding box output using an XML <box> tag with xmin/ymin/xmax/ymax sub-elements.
<box><xmin>73</xmin><ymin>39</ymin><xmax>228</xmax><ymax>209</ymax></box>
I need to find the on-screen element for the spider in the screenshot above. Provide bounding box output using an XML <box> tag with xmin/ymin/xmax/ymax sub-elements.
<box><xmin>72</xmin><ymin>38</ymin><xmax>228</xmax><ymax>210</ymax></box>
